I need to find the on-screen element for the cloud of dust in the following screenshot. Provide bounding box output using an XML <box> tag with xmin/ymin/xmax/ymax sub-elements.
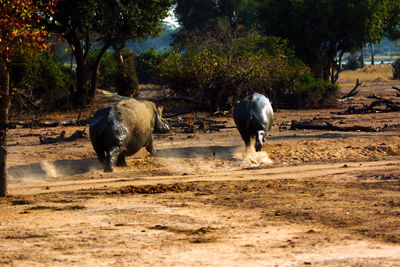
<box><xmin>8</xmin><ymin>159</ymin><xmax>102</xmax><ymax>181</ymax></box>
<box><xmin>154</xmin><ymin>143</ymin><xmax>273</xmax><ymax>175</ymax></box>
<box><xmin>39</xmin><ymin>161</ymin><xmax>59</xmax><ymax>178</ymax></box>
<box><xmin>239</xmin><ymin>150</ymin><xmax>273</xmax><ymax>166</ymax></box>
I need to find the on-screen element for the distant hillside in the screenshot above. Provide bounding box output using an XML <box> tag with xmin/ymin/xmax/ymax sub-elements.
<box><xmin>127</xmin><ymin>24</ymin><xmax>179</xmax><ymax>53</ymax></box>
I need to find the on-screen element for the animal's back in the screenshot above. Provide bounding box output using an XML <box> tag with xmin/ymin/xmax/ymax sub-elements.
<box><xmin>90</xmin><ymin>106</ymin><xmax>128</xmax><ymax>152</ymax></box>
<box><xmin>234</xmin><ymin>93</ymin><xmax>272</xmax><ymax>133</ymax></box>
<box><xmin>112</xmin><ymin>99</ymin><xmax>155</xmax><ymax>132</ymax></box>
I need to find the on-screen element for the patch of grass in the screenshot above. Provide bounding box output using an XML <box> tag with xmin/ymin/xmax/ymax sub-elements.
<box><xmin>338</xmin><ymin>64</ymin><xmax>393</xmax><ymax>86</ymax></box>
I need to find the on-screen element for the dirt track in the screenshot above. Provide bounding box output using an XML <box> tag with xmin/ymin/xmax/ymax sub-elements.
<box><xmin>1</xmin><ymin>85</ymin><xmax>400</xmax><ymax>266</ymax></box>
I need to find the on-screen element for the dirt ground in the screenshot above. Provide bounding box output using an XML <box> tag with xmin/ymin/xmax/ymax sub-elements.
<box><xmin>1</xmin><ymin>74</ymin><xmax>400</xmax><ymax>266</ymax></box>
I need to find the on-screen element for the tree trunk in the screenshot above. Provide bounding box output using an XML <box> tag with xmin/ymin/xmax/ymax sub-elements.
<box><xmin>331</xmin><ymin>51</ymin><xmax>344</xmax><ymax>83</ymax></box>
<box><xmin>370</xmin><ymin>43</ymin><xmax>375</xmax><ymax>65</ymax></box>
<box><xmin>0</xmin><ymin>61</ymin><xmax>10</xmax><ymax>196</ymax></box>
<box><xmin>113</xmin><ymin>44</ymin><xmax>124</xmax><ymax>67</ymax></box>
<box><xmin>65</xmin><ymin>32</ymin><xmax>90</xmax><ymax>108</ymax></box>
<box><xmin>73</xmin><ymin>55</ymin><xmax>89</xmax><ymax>107</ymax></box>
<box><xmin>361</xmin><ymin>48</ymin><xmax>365</xmax><ymax>66</ymax></box>
<box><xmin>88</xmin><ymin>43</ymin><xmax>112</xmax><ymax>100</ymax></box>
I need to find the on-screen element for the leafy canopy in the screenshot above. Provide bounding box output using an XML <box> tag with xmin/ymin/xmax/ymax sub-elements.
<box><xmin>0</xmin><ymin>0</ymin><xmax>58</xmax><ymax>62</ymax></box>
<box><xmin>256</xmin><ymin>0</ymin><xmax>400</xmax><ymax>81</ymax></box>
<box><xmin>174</xmin><ymin>0</ymin><xmax>256</xmax><ymax>31</ymax></box>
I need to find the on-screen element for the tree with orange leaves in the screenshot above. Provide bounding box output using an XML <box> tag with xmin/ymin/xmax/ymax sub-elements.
<box><xmin>0</xmin><ymin>0</ymin><xmax>58</xmax><ymax>196</ymax></box>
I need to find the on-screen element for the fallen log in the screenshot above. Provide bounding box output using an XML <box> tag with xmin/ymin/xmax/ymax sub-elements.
<box><xmin>337</xmin><ymin>98</ymin><xmax>400</xmax><ymax>114</ymax></box>
<box><xmin>39</xmin><ymin>129</ymin><xmax>87</xmax><ymax>144</ymax></box>
<box><xmin>290</xmin><ymin>120</ymin><xmax>378</xmax><ymax>132</ymax></box>
<box><xmin>7</xmin><ymin>119</ymin><xmax>90</xmax><ymax>129</ymax></box>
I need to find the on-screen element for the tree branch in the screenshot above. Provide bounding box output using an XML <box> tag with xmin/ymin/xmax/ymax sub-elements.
<box><xmin>340</xmin><ymin>79</ymin><xmax>361</xmax><ymax>100</ymax></box>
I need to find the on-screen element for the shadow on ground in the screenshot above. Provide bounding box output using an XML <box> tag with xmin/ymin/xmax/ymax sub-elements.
<box><xmin>153</xmin><ymin>145</ymin><xmax>242</xmax><ymax>161</ymax></box>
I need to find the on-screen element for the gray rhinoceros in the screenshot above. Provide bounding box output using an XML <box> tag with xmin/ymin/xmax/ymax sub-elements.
<box><xmin>89</xmin><ymin>99</ymin><xmax>169</xmax><ymax>172</ymax></box>
<box><xmin>233</xmin><ymin>93</ymin><xmax>274</xmax><ymax>152</ymax></box>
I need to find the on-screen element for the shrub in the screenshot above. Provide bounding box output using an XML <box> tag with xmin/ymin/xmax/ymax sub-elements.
<box><xmin>116</xmin><ymin>52</ymin><xmax>139</xmax><ymax>97</ymax></box>
<box><xmin>10</xmin><ymin>52</ymin><xmax>73</xmax><ymax>111</ymax></box>
<box><xmin>154</xmin><ymin>22</ymin><xmax>333</xmax><ymax>111</ymax></box>
<box><xmin>392</xmin><ymin>58</ymin><xmax>400</xmax><ymax>79</ymax></box>
<box><xmin>135</xmin><ymin>49</ymin><xmax>169</xmax><ymax>84</ymax></box>
<box><xmin>87</xmin><ymin>50</ymin><xmax>118</xmax><ymax>91</ymax></box>
<box><xmin>344</xmin><ymin>53</ymin><xmax>364</xmax><ymax>70</ymax></box>
<box><xmin>87</xmin><ymin>49</ymin><xmax>139</xmax><ymax>96</ymax></box>
<box><xmin>290</xmin><ymin>75</ymin><xmax>339</xmax><ymax>108</ymax></box>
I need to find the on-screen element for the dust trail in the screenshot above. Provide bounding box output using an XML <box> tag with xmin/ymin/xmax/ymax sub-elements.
<box><xmin>8</xmin><ymin>159</ymin><xmax>102</xmax><ymax>181</ymax></box>
<box><xmin>153</xmin><ymin>143</ymin><xmax>273</xmax><ymax>175</ymax></box>
<box><xmin>232</xmin><ymin>145</ymin><xmax>273</xmax><ymax>168</ymax></box>
<box><xmin>40</xmin><ymin>161</ymin><xmax>59</xmax><ymax>178</ymax></box>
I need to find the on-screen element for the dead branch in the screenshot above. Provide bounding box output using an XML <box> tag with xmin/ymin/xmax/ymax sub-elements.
<box><xmin>392</xmin><ymin>86</ymin><xmax>400</xmax><ymax>97</ymax></box>
<box><xmin>340</xmin><ymin>79</ymin><xmax>362</xmax><ymax>100</ymax></box>
<box><xmin>10</xmin><ymin>88</ymin><xmax>40</xmax><ymax>116</ymax></box>
<box><xmin>39</xmin><ymin>129</ymin><xmax>87</xmax><ymax>144</ymax></box>
<box><xmin>290</xmin><ymin>120</ymin><xmax>378</xmax><ymax>132</ymax></box>
<box><xmin>7</xmin><ymin>119</ymin><xmax>90</xmax><ymax>129</ymax></box>
<box><xmin>366</xmin><ymin>94</ymin><xmax>382</xmax><ymax>100</ymax></box>
<box><xmin>336</xmin><ymin>98</ymin><xmax>400</xmax><ymax>115</ymax></box>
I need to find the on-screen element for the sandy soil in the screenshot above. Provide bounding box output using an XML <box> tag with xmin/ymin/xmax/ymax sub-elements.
<box><xmin>1</xmin><ymin>80</ymin><xmax>400</xmax><ymax>266</ymax></box>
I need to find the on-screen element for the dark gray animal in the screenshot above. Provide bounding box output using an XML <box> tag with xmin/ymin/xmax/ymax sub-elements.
<box><xmin>89</xmin><ymin>99</ymin><xmax>169</xmax><ymax>172</ymax></box>
<box><xmin>233</xmin><ymin>93</ymin><xmax>274</xmax><ymax>152</ymax></box>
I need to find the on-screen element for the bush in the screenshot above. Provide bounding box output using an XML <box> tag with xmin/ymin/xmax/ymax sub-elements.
<box><xmin>10</xmin><ymin>52</ymin><xmax>73</xmax><ymax>111</ymax></box>
<box><xmin>344</xmin><ymin>53</ymin><xmax>364</xmax><ymax>70</ymax></box>
<box><xmin>87</xmin><ymin>50</ymin><xmax>118</xmax><ymax>91</ymax></box>
<box><xmin>116</xmin><ymin>52</ymin><xmax>139</xmax><ymax>97</ymax></box>
<box><xmin>135</xmin><ymin>49</ymin><xmax>169</xmax><ymax>84</ymax></box>
<box><xmin>290</xmin><ymin>75</ymin><xmax>339</xmax><ymax>108</ymax></box>
<box><xmin>392</xmin><ymin>58</ymin><xmax>400</xmax><ymax>79</ymax></box>
<box><xmin>87</xmin><ymin>49</ymin><xmax>139</xmax><ymax>97</ymax></box>
<box><xmin>154</xmin><ymin>22</ymin><xmax>334</xmax><ymax>111</ymax></box>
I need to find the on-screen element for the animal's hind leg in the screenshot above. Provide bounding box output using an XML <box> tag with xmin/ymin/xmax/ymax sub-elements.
<box><xmin>94</xmin><ymin>148</ymin><xmax>106</xmax><ymax>165</ymax></box>
<box><xmin>255</xmin><ymin>130</ymin><xmax>265</xmax><ymax>152</ymax></box>
<box><xmin>104</xmin><ymin>146</ymin><xmax>123</xmax><ymax>172</ymax></box>
<box><xmin>145</xmin><ymin>135</ymin><xmax>156</xmax><ymax>154</ymax></box>
<box><xmin>116</xmin><ymin>155</ymin><xmax>127</xmax><ymax>167</ymax></box>
<box><xmin>238</xmin><ymin>128</ymin><xmax>251</xmax><ymax>152</ymax></box>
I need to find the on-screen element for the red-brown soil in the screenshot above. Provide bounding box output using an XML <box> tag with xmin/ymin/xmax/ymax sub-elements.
<box><xmin>1</xmin><ymin>78</ymin><xmax>400</xmax><ymax>266</ymax></box>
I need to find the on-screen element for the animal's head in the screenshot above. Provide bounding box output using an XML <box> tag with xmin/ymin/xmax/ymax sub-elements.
<box><xmin>154</xmin><ymin>106</ymin><xmax>169</xmax><ymax>133</ymax></box>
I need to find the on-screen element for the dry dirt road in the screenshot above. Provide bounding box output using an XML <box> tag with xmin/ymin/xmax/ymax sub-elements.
<box><xmin>1</xmin><ymin>88</ymin><xmax>400</xmax><ymax>266</ymax></box>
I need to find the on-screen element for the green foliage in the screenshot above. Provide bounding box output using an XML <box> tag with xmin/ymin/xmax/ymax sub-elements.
<box><xmin>135</xmin><ymin>49</ymin><xmax>170</xmax><ymax>84</ymax></box>
<box><xmin>44</xmin><ymin>0</ymin><xmax>173</xmax><ymax>106</ymax></box>
<box><xmin>87</xmin><ymin>49</ymin><xmax>139</xmax><ymax>96</ymax></box>
<box><xmin>174</xmin><ymin>0</ymin><xmax>257</xmax><ymax>47</ymax></box>
<box><xmin>392</xmin><ymin>58</ymin><xmax>400</xmax><ymax>80</ymax></box>
<box><xmin>174</xmin><ymin>0</ymin><xmax>257</xmax><ymax>30</ymax></box>
<box><xmin>10</xmin><ymin>52</ymin><xmax>73</xmax><ymax>110</ymax></box>
<box><xmin>87</xmin><ymin>50</ymin><xmax>118</xmax><ymax>91</ymax></box>
<box><xmin>344</xmin><ymin>53</ymin><xmax>364</xmax><ymax>71</ymax></box>
<box><xmin>256</xmin><ymin>0</ymin><xmax>400</xmax><ymax>82</ymax></box>
<box><xmin>290</xmin><ymin>75</ymin><xmax>339</xmax><ymax>109</ymax></box>
<box><xmin>116</xmin><ymin>52</ymin><xmax>139</xmax><ymax>97</ymax></box>
<box><xmin>154</xmin><ymin>23</ymin><xmax>328</xmax><ymax>110</ymax></box>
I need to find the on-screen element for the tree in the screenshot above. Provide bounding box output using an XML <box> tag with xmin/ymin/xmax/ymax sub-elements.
<box><xmin>44</xmin><ymin>0</ymin><xmax>172</xmax><ymax>107</ymax></box>
<box><xmin>256</xmin><ymin>0</ymin><xmax>400</xmax><ymax>82</ymax></box>
<box><xmin>173</xmin><ymin>0</ymin><xmax>257</xmax><ymax>45</ymax></box>
<box><xmin>0</xmin><ymin>0</ymin><xmax>58</xmax><ymax>196</ymax></box>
